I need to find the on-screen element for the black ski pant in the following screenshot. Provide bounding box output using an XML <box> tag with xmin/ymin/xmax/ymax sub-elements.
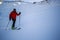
<box><xmin>12</xmin><ymin>18</ymin><xmax>16</xmax><ymax>28</ymax></box>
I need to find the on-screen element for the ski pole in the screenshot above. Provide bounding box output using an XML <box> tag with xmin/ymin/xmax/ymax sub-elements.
<box><xmin>19</xmin><ymin>15</ymin><xmax>20</xmax><ymax>26</ymax></box>
<box><xmin>19</xmin><ymin>12</ymin><xmax>21</xmax><ymax>26</ymax></box>
<box><xmin>6</xmin><ymin>21</ymin><xmax>10</xmax><ymax>30</ymax></box>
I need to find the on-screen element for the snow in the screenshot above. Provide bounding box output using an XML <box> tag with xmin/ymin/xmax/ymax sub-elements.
<box><xmin>0</xmin><ymin>0</ymin><xmax>60</xmax><ymax>40</ymax></box>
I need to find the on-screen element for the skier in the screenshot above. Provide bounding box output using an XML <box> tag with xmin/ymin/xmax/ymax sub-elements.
<box><xmin>9</xmin><ymin>9</ymin><xmax>21</xmax><ymax>30</ymax></box>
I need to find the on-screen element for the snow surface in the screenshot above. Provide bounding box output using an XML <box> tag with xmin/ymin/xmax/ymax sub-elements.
<box><xmin>0</xmin><ymin>0</ymin><xmax>60</xmax><ymax>40</ymax></box>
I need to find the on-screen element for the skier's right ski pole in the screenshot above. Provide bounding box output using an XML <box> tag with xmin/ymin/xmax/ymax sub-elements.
<box><xmin>5</xmin><ymin>21</ymin><xmax>10</xmax><ymax>30</ymax></box>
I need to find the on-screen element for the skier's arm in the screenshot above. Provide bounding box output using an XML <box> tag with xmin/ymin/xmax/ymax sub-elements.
<box><xmin>16</xmin><ymin>12</ymin><xmax>21</xmax><ymax>16</ymax></box>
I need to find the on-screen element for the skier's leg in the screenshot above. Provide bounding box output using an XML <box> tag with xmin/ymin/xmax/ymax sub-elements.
<box><xmin>12</xmin><ymin>19</ymin><xmax>16</xmax><ymax>29</ymax></box>
<box><xmin>13</xmin><ymin>19</ymin><xmax>16</xmax><ymax>28</ymax></box>
<box><xmin>11</xmin><ymin>19</ymin><xmax>21</xmax><ymax>30</ymax></box>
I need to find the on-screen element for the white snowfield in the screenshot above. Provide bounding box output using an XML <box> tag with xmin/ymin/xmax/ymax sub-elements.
<box><xmin>0</xmin><ymin>0</ymin><xmax>60</xmax><ymax>40</ymax></box>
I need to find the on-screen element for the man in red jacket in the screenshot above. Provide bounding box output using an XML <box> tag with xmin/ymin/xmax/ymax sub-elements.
<box><xmin>9</xmin><ymin>9</ymin><xmax>21</xmax><ymax>30</ymax></box>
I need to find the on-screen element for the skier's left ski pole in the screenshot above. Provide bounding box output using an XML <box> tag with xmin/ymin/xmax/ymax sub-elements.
<box><xmin>19</xmin><ymin>15</ymin><xmax>20</xmax><ymax>26</ymax></box>
<box><xmin>19</xmin><ymin>12</ymin><xmax>21</xmax><ymax>26</ymax></box>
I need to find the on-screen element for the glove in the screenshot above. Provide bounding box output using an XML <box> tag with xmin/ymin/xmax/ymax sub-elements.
<box><xmin>9</xmin><ymin>17</ymin><xmax>11</xmax><ymax>21</ymax></box>
<box><xmin>19</xmin><ymin>12</ymin><xmax>21</xmax><ymax>14</ymax></box>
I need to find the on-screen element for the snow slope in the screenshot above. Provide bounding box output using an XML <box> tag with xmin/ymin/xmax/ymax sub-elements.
<box><xmin>0</xmin><ymin>0</ymin><xmax>60</xmax><ymax>40</ymax></box>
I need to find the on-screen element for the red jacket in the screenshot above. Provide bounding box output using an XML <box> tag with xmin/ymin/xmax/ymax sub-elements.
<box><xmin>9</xmin><ymin>11</ymin><xmax>20</xmax><ymax>20</ymax></box>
